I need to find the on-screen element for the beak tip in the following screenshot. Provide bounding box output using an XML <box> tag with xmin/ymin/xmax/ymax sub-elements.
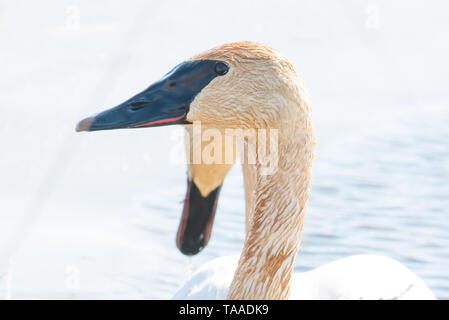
<box><xmin>76</xmin><ymin>117</ymin><xmax>94</xmax><ymax>132</ymax></box>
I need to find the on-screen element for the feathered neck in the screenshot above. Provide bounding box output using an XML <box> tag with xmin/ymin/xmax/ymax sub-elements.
<box><xmin>228</xmin><ymin>100</ymin><xmax>315</xmax><ymax>300</ymax></box>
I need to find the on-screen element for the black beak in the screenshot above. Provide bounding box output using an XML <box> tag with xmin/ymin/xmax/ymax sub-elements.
<box><xmin>76</xmin><ymin>60</ymin><xmax>228</xmax><ymax>132</ymax></box>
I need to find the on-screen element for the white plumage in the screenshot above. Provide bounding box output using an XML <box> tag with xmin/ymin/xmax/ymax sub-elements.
<box><xmin>174</xmin><ymin>254</ymin><xmax>435</xmax><ymax>300</ymax></box>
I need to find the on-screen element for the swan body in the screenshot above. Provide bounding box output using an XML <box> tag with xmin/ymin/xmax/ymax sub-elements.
<box><xmin>77</xmin><ymin>41</ymin><xmax>436</xmax><ymax>299</ymax></box>
<box><xmin>174</xmin><ymin>255</ymin><xmax>435</xmax><ymax>300</ymax></box>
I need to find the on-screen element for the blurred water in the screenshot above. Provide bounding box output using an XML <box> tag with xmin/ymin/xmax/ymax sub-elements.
<box><xmin>0</xmin><ymin>0</ymin><xmax>448</xmax><ymax>299</ymax></box>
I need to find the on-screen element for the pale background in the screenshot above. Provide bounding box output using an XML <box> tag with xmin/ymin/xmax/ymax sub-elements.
<box><xmin>1</xmin><ymin>0</ymin><xmax>448</xmax><ymax>299</ymax></box>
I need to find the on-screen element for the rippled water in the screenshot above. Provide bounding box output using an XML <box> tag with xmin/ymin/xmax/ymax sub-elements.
<box><xmin>304</xmin><ymin>104</ymin><xmax>449</xmax><ymax>298</ymax></box>
<box><xmin>1</xmin><ymin>0</ymin><xmax>448</xmax><ymax>299</ymax></box>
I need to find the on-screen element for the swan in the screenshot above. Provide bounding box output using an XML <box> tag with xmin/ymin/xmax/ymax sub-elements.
<box><xmin>76</xmin><ymin>41</ymin><xmax>435</xmax><ymax>300</ymax></box>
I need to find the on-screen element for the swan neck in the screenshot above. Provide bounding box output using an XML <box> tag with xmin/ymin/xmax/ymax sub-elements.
<box><xmin>228</xmin><ymin>117</ymin><xmax>315</xmax><ymax>300</ymax></box>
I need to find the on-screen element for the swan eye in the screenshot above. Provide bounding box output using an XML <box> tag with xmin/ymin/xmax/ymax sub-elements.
<box><xmin>214</xmin><ymin>62</ymin><xmax>229</xmax><ymax>76</ymax></box>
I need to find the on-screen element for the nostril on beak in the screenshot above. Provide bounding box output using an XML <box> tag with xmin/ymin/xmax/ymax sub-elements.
<box><xmin>129</xmin><ymin>100</ymin><xmax>148</xmax><ymax>111</ymax></box>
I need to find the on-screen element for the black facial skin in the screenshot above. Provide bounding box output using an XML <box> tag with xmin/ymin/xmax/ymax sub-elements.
<box><xmin>76</xmin><ymin>60</ymin><xmax>229</xmax><ymax>132</ymax></box>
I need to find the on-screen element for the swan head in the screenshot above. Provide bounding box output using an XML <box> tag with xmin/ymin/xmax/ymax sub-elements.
<box><xmin>76</xmin><ymin>41</ymin><xmax>310</xmax><ymax>256</ymax></box>
<box><xmin>186</xmin><ymin>42</ymin><xmax>308</xmax><ymax>130</ymax></box>
<box><xmin>76</xmin><ymin>41</ymin><xmax>307</xmax><ymax>132</ymax></box>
